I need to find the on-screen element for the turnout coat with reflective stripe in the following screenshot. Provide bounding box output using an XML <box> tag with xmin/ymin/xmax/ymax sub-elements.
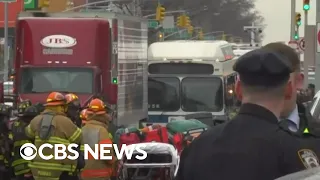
<box><xmin>25</xmin><ymin>109</ymin><xmax>82</xmax><ymax>180</ymax></box>
<box><xmin>81</xmin><ymin>119</ymin><xmax>115</xmax><ymax>180</ymax></box>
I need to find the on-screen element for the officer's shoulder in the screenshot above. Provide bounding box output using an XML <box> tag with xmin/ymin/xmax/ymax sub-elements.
<box><xmin>192</xmin><ymin>123</ymin><xmax>227</xmax><ymax>146</ymax></box>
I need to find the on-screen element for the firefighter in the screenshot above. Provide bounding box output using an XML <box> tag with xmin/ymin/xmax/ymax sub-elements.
<box><xmin>12</xmin><ymin>102</ymin><xmax>38</xmax><ymax>180</ymax></box>
<box><xmin>81</xmin><ymin>98</ymin><xmax>116</xmax><ymax>180</ymax></box>
<box><xmin>25</xmin><ymin>92</ymin><xmax>82</xmax><ymax>180</ymax></box>
<box><xmin>65</xmin><ymin>93</ymin><xmax>81</xmax><ymax>127</ymax></box>
<box><xmin>80</xmin><ymin>109</ymin><xmax>88</xmax><ymax>127</ymax></box>
<box><xmin>0</xmin><ymin>104</ymin><xmax>13</xmax><ymax>179</ymax></box>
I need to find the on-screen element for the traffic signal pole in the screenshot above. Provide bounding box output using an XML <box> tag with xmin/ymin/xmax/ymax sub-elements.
<box><xmin>143</xmin><ymin>10</ymin><xmax>186</xmax><ymax>18</ymax></box>
<box><xmin>304</xmin><ymin>8</ymin><xmax>309</xmax><ymax>87</ymax></box>
<box><xmin>316</xmin><ymin>0</ymin><xmax>320</xmax><ymax>91</ymax></box>
<box><xmin>290</xmin><ymin>0</ymin><xmax>296</xmax><ymax>41</ymax></box>
<box><xmin>243</xmin><ymin>23</ymin><xmax>262</xmax><ymax>47</ymax></box>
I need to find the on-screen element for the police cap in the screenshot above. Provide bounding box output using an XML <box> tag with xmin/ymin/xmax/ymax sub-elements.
<box><xmin>233</xmin><ymin>48</ymin><xmax>293</xmax><ymax>87</ymax></box>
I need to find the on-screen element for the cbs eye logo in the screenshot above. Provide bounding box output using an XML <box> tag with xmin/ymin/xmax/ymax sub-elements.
<box><xmin>20</xmin><ymin>143</ymin><xmax>37</xmax><ymax>160</ymax></box>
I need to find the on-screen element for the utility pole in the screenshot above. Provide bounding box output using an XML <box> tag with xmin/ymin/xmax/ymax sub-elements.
<box><xmin>291</xmin><ymin>0</ymin><xmax>296</xmax><ymax>41</ymax></box>
<box><xmin>243</xmin><ymin>22</ymin><xmax>262</xmax><ymax>47</ymax></box>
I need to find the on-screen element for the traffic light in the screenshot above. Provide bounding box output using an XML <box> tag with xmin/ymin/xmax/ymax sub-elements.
<box><xmin>176</xmin><ymin>15</ymin><xmax>184</xmax><ymax>27</ymax></box>
<box><xmin>198</xmin><ymin>30</ymin><xmax>204</xmax><ymax>40</ymax></box>
<box><xmin>187</xmin><ymin>26</ymin><xmax>194</xmax><ymax>34</ymax></box>
<box><xmin>184</xmin><ymin>16</ymin><xmax>190</xmax><ymax>27</ymax></box>
<box><xmin>38</xmin><ymin>0</ymin><xmax>50</xmax><ymax>8</ymax></box>
<box><xmin>294</xmin><ymin>33</ymin><xmax>299</xmax><ymax>40</ymax></box>
<box><xmin>156</xmin><ymin>4</ymin><xmax>166</xmax><ymax>22</ymax></box>
<box><xmin>303</xmin><ymin>0</ymin><xmax>310</xmax><ymax>11</ymax></box>
<box><xmin>295</xmin><ymin>13</ymin><xmax>301</xmax><ymax>26</ymax></box>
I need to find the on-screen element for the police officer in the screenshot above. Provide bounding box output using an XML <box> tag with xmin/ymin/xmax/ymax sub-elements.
<box><xmin>25</xmin><ymin>92</ymin><xmax>82</xmax><ymax>180</ymax></box>
<box><xmin>0</xmin><ymin>103</ymin><xmax>13</xmax><ymax>179</ymax></box>
<box><xmin>12</xmin><ymin>102</ymin><xmax>38</xmax><ymax>180</ymax></box>
<box><xmin>176</xmin><ymin>49</ymin><xmax>298</xmax><ymax>180</ymax></box>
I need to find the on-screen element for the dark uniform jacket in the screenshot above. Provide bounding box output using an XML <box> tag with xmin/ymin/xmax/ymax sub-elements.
<box><xmin>276</xmin><ymin>103</ymin><xmax>320</xmax><ymax>173</ymax></box>
<box><xmin>176</xmin><ymin>103</ymin><xmax>306</xmax><ymax>180</ymax></box>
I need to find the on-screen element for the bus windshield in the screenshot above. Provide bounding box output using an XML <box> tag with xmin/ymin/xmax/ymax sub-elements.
<box><xmin>148</xmin><ymin>77</ymin><xmax>180</xmax><ymax>111</ymax></box>
<box><xmin>19</xmin><ymin>67</ymin><xmax>94</xmax><ymax>94</ymax></box>
<box><xmin>181</xmin><ymin>77</ymin><xmax>223</xmax><ymax>112</ymax></box>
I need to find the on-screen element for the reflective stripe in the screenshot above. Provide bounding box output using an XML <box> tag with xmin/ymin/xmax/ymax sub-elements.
<box><xmin>9</xmin><ymin>133</ymin><xmax>13</xmax><ymax>140</ymax></box>
<box><xmin>14</xmin><ymin>140</ymin><xmax>31</xmax><ymax>147</ymax></box>
<box><xmin>80</xmin><ymin>145</ymin><xmax>85</xmax><ymax>151</ymax></box>
<box><xmin>68</xmin><ymin>128</ymin><xmax>81</xmax><ymax>143</ymax></box>
<box><xmin>12</xmin><ymin>158</ymin><xmax>29</xmax><ymax>166</ymax></box>
<box><xmin>35</xmin><ymin>136</ymin><xmax>70</xmax><ymax>145</ymax></box>
<box><xmin>25</xmin><ymin>125</ymin><xmax>35</xmax><ymax>138</ymax></box>
<box><xmin>81</xmin><ymin>168</ymin><xmax>113</xmax><ymax>178</ymax></box>
<box><xmin>15</xmin><ymin>168</ymin><xmax>31</xmax><ymax>176</ymax></box>
<box><xmin>109</xmin><ymin>133</ymin><xmax>113</xmax><ymax>140</ymax></box>
<box><xmin>34</xmin><ymin>176</ymin><xmax>59</xmax><ymax>180</ymax></box>
<box><xmin>29</xmin><ymin>161</ymin><xmax>76</xmax><ymax>172</ymax></box>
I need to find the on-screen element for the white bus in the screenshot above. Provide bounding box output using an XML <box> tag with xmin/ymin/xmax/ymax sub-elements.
<box><xmin>147</xmin><ymin>40</ymin><xmax>238</xmax><ymax>124</ymax></box>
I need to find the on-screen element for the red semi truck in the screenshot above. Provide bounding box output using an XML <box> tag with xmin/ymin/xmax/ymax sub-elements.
<box><xmin>13</xmin><ymin>12</ymin><xmax>148</xmax><ymax>127</ymax></box>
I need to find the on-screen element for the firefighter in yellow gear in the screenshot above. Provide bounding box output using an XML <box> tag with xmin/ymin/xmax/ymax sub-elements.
<box><xmin>12</xmin><ymin>102</ymin><xmax>38</xmax><ymax>180</ymax></box>
<box><xmin>0</xmin><ymin>104</ymin><xmax>13</xmax><ymax>179</ymax></box>
<box><xmin>81</xmin><ymin>98</ymin><xmax>116</xmax><ymax>180</ymax></box>
<box><xmin>25</xmin><ymin>92</ymin><xmax>83</xmax><ymax>180</ymax></box>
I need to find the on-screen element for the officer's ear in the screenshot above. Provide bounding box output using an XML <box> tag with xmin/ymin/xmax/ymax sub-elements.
<box><xmin>294</xmin><ymin>72</ymin><xmax>304</xmax><ymax>90</ymax></box>
<box><xmin>235</xmin><ymin>78</ymin><xmax>242</xmax><ymax>101</ymax></box>
<box><xmin>284</xmin><ymin>81</ymin><xmax>293</xmax><ymax>100</ymax></box>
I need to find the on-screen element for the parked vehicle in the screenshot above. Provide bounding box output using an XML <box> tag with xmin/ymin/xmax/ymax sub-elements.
<box><xmin>13</xmin><ymin>12</ymin><xmax>149</xmax><ymax>127</ymax></box>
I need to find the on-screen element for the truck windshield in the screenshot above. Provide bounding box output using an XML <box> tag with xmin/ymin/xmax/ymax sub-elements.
<box><xmin>148</xmin><ymin>77</ymin><xmax>180</xmax><ymax>111</ymax></box>
<box><xmin>19</xmin><ymin>67</ymin><xmax>94</xmax><ymax>94</ymax></box>
<box><xmin>181</xmin><ymin>77</ymin><xmax>223</xmax><ymax>112</ymax></box>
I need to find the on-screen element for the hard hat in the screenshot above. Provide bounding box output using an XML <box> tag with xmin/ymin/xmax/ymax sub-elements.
<box><xmin>87</xmin><ymin>98</ymin><xmax>106</xmax><ymax>115</ymax></box>
<box><xmin>80</xmin><ymin>109</ymin><xmax>88</xmax><ymax>120</ymax></box>
<box><xmin>23</xmin><ymin>105</ymin><xmax>39</xmax><ymax>117</ymax></box>
<box><xmin>65</xmin><ymin>93</ymin><xmax>79</xmax><ymax>104</ymax></box>
<box><xmin>45</xmin><ymin>92</ymin><xmax>66</xmax><ymax>106</ymax></box>
<box><xmin>17</xmin><ymin>101</ymin><xmax>31</xmax><ymax>116</ymax></box>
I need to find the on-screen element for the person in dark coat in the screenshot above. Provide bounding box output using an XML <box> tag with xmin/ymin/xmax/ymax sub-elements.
<box><xmin>176</xmin><ymin>48</ymin><xmax>297</xmax><ymax>180</ymax></box>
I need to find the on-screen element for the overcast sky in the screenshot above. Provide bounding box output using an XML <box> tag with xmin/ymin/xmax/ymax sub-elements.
<box><xmin>255</xmin><ymin>0</ymin><xmax>317</xmax><ymax>45</ymax></box>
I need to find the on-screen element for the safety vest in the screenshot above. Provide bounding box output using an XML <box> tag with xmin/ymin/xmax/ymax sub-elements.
<box><xmin>11</xmin><ymin>120</ymin><xmax>32</xmax><ymax>176</ymax></box>
<box><xmin>26</xmin><ymin>111</ymin><xmax>79</xmax><ymax>179</ymax></box>
<box><xmin>81</xmin><ymin>126</ymin><xmax>114</xmax><ymax>179</ymax></box>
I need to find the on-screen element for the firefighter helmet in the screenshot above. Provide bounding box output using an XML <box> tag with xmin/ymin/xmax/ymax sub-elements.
<box><xmin>45</xmin><ymin>92</ymin><xmax>66</xmax><ymax>106</ymax></box>
<box><xmin>17</xmin><ymin>101</ymin><xmax>31</xmax><ymax>116</ymax></box>
<box><xmin>80</xmin><ymin>109</ymin><xmax>88</xmax><ymax>125</ymax></box>
<box><xmin>23</xmin><ymin>105</ymin><xmax>39</xmax><ymax>117</ymax></box>
<box><xmin>87</xmin><ymin>98</ymin><xmax>106</xmax><ymax>115</ymax></box>
<box><xmin>65</xmin><ymin>93</ymin><xmax>80</xmax><ymax>106</ymax></box>
<box><xmin>0</xmin><ymin>104</ymin><xmax>12</xmax><ymax>116</ymax></box>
